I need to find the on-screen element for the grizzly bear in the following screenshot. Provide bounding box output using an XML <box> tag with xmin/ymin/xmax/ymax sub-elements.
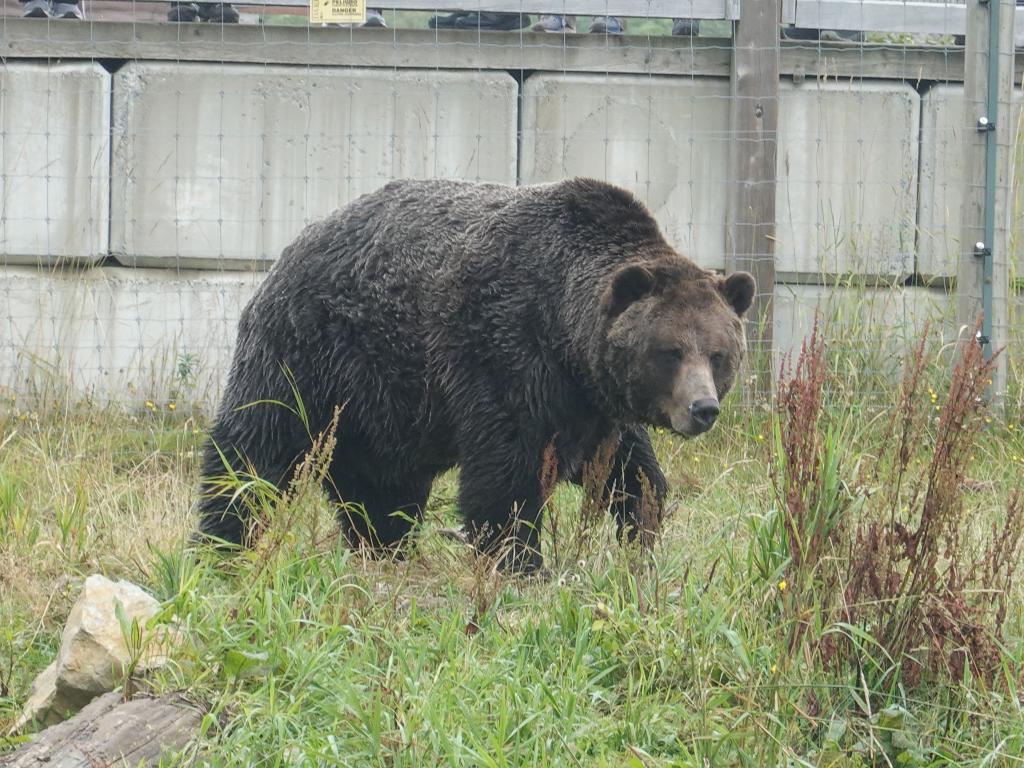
<box><xmin>195</xmin><ymin>178</ymin><xmax>755</xmax><ymax>572</ymax></box>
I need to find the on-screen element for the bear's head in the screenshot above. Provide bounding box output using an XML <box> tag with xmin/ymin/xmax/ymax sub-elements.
<box><xmin>599</xmin><ymin>262</ymin><xmax>756</xmax><ymax>438</ymax></box>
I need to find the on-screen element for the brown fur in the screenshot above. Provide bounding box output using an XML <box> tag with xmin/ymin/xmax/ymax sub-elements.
<box><xmin>195</xmin><ymin>178</ymin><xmax>755</xmax><ymax>573</ymax></box>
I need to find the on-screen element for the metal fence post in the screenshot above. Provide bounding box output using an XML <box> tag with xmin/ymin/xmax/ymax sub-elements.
<box><xmin>959</xmin><ymin>0</ymin><xmax>1014</xmax><ymax>405</ymax></box>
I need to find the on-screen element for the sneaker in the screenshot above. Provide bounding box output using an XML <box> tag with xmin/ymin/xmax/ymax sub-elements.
<box><xmin>196</xmin><ymin>2</ymin><xmax>239</xmax><ymax>22</ymax></box>
<box><xmin>532</xmin><ymin>14</ymin><xmax>574</xmax><ymax>33</ymax></box>
<box><xmin>361</xmin><ymin>7</ymin><xmax>386</xmax><ymax>27</ymax></box>
<box><xmin>51</xmin><ymin>1</ymin><xmax>83</xmax><ymax>18</ymax></box>
<box><xmin>21</xmin><ymin>0</ymin><xmax>51</xmax><ymax>17</ymax></box>
<box><xmin>671</xmin><ymin>18</ymin><xmax>699</xmax><ymax>36</ymax></box>
<box><xmin>782</xmin><ymin>25</ymin><xmax>862</xmax><ymax>42</ymax></box>
<box><xmin>167</xmin><ymin>1</ymin><xmax>199</xmax><ymax>20</ymax></box>
<box><xmin>588</xmin><ymin>16</ymin><xmax>625</xmax><ymax>34</ymax></box>
<box><xmin>819</xmin><ymin>29</ymin><xmax>863</xmax><ymax>42</ymax></box>
<box><xmin>428</xmin><ymin>11</ymin><xmax>470</xmax><ymax>29</ymax></box>
<box><xmin>453</xmin><ymin>12</ymin><xmax>530</xmax><ymax>30</ymax></box>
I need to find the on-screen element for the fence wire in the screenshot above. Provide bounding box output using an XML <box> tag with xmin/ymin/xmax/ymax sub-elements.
<box><xmin>0</xmin><ymin>0</ymin><xmax>1020</xmax><ymax>413</ymax></box>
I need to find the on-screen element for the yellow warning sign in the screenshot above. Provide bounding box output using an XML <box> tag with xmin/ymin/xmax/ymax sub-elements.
<box><xmin>310</xmin><ymin>0</ymin><xmax>365</xmax><ymax>24</ymax></box>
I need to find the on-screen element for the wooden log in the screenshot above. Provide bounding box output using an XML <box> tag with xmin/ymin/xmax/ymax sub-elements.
<box><xmin>1</xmin><ymin>693</ymin><xmax>202</xmax><ymax>768</ymax></box>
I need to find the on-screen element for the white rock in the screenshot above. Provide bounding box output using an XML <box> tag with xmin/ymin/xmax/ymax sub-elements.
<box><xmin>13</xmin><ymin>574</ymin><xmax>176</xmax><ymax>733</ymax></box>
<box><xmin>54</xmin><ymin>575</ymin><xmax>172</xmax><ymax>701</ymax></box>
<box><xmin>10</xmin><ymin>662</ymin><xmax>76</xmax><ymax>733</ymax></box>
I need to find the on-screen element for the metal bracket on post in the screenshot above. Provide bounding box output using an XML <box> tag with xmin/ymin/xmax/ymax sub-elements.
<box><xmin>977</xmin><ymin>116</ymin><xmax>996</xmax><ymax>131</ymax></box>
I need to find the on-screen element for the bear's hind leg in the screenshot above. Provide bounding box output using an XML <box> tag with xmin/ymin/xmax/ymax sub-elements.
<box><xmin>458</xmin><ymin>442</ymin><xmax>547</xmax><ymax>575</ymax></box>
<box><xmin>194</xmin><ymin>438</ymin><xmax>300</xmax><ymax>548</ymax></box>
<box><xmin>327</xmin><ymin>470</ymin><xmax>432</xmax><ymax>557</ymax></box>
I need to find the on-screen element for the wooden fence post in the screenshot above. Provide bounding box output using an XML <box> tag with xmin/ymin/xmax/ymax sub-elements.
<box><xmin>959</xmin><ymin>0</ymin><xmax>1014</xmax><ymax>404</ymax></box>
<box><xmin>726</xmin><ymin>0</ymin><xmax>780</xmax><ymax>389</ymax></box>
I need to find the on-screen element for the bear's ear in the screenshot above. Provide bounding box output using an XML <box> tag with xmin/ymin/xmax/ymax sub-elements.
<box><xmin>604</xmin><ymin>264</ymin><xmax>656</xmax><ymax>318</ymax></box>
<box><xmin>720</xmin><ymin>271</ymin><xmax>756</xmax><ymax>317</ymax></box>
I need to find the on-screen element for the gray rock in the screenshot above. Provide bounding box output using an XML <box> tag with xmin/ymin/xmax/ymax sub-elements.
<box><xmin>12</xmin><ymin>574</ymin><xmax>177</xmax><ymax>734</ymax></box>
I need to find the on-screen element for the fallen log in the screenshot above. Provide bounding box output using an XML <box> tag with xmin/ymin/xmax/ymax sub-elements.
<box><xmin>1</xmin><ymin>692</ymin><xmax>202</xmax><ymax>767</ymax></box>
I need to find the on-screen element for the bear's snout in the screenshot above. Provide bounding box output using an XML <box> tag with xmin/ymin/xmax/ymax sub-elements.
<box><xmin>666</xmin><ymin>360</ymin><xmax>719</xmax><ymax>437</ymax></box>
<box><xmin>668</xmin><ymin>398</ymin><xmax>719</xmax><ymax>437</ymax></box>
<box><xmin>689</xmin><ymin>398</ymin><xmax>720</xmax><ymax>433</ymax></box>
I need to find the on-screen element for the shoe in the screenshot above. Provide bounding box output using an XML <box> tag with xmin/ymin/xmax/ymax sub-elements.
<box><xmin>671</xmin><ymin>18</ymin><xmax>699</xmax><ymax>36</ymax></box>
<box><xmin>51</xmin><ymin>1</ymin><xmax>83</xmax><ymax>17</ymax></box>
<box><xmin>781</xmin><ymin>25</ymin><xmax>818</xmax><ymax>40</ymax></box>
<box><xmin>196</xmin><ymin>2</ymin><xmax>239</xmax><ymax>22</ymax></box>
<box><xmin>21</xmin><ymin>0</ymin><xmax>51</xmax><ymax>17</ymax></box>
<box><xmin>453</xmin><ymin>12</ymin><xmax>529</xmax><ymax>31</ymax></box>
<box><xmin>782</xmin><ymin>25</ymin><xmax>862</xmax><ymax>42</ymax></box>
<box><xmin>361</xmin><ymin>8</ymin><xmax>386</xmax><ymax>27</ymax></box>
<box><xmin>168</xmin><ymin>1</ymin><xmax>199</xmax><ymax>20</ymax></box>
<box><xmin>532</xmin><ymin>14</ymin><xmax>574</xmax><ymax>33</ymax></box>
<box><xmin>819</xmin><ymin>29</ymin><xmax>863</xmax><ymax>42</ymax></box>
<box><xmin>588</xmin><ymin>16</ymin><xmax>625</xmax><ymax>34</ymax></box>
<box><xmin>428</xmin><ymin>11</ymin><xmax>471</xmax><ymax>29</ymax></box>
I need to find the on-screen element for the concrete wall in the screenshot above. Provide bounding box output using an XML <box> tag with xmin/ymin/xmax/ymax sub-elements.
<box><xmin>917</xmin><ymin>84</ymin><xmax>1024</xmax><ymax>280</ymax></box>
<box><xmin>0</xmin><ymin>62</ymin><xmax>1012</xmax><ymax>408</ymax></box>
<box><xmin>773</xmin><ymin>283</ymin><xmax>956</xmax><ymax>378</ymax></box>
<box><xmin>1</xmin><ymin>266</ymin><xmax>262</xmax><ymax>404</ymax></box>
<box><xmin>111</xmin><ymin>64</ymin><xmax>518</xmax><ymax>269</ymax></box>
<box><xmin>520</xmin><ymin>73</ymin><xmax>731</xmax><ymax>271</ymax></box>
<box><xmin>519</xmin><ymin>75</ymin><xmax>921</xmax><ymax>282</ymax></box>
<box><xmin>775</xmin><ymin>80</ymin><xmax>920</xmax><ymax>281</ymax></box>
<box><xmin>0</xmin><ymin>63</ymin><xmax>110</xmax><ymax>267</ymax></box>
<box><xmin>1</xmin><ymin>268</ymin><xmax>961</xmax><ymax>406</ymax></box>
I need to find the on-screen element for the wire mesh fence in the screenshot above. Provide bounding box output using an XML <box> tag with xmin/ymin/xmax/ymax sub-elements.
<box><xmin>0</xmin><ymin>0</ymin><xmax>1020</xmax><ymax>413</ymax></box>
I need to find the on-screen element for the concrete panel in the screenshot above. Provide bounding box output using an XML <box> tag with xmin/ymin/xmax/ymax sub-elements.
<box><xmin>520</xmin><ymin>73</ymin><xmax>731</xmax><ymax>270</ymax></box>
<box><xmin>111</xmin><ymin>63</ymin><xmax>517</xmax><ymax>270</ymax></box>
<box><xmin>0</xmin><ymin>266</ymin><xmax>263</xmax><ymax>407</ymax></box>
<box><xmin>0</xmin><ymin>63</ymin><xmax>110</xmax><ymax>266</ymax></box>
<box><xmin>776</xmin><ymin>80</ymin><xmax>919</xmax><ymax>281</ymax></box>
<box><xmin>773</xmin><ymin>283</ymin><xmax>956</xmax><ymax>382</ymax></box>
<box><xmin>918</xmin><ymin>84</ymin><xmax>1024</xmax><ymax>281</ymax></box>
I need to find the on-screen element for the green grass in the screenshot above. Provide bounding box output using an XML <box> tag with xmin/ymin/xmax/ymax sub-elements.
<box><xmin>1</xmin><ymin>342</ymin><xmax>1023</xmax><ymax>766</ymax></box>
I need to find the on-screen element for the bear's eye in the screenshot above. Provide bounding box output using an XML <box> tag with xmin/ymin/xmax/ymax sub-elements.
<box><xmin>709</xmin><ymin>352</ymin><xmax>725</xmax><ymax>368</ymax></box>
<box><xmin>655</xmin><ymin>347</ymin><xmax>684</xmax><ymax>364</ymax></box>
